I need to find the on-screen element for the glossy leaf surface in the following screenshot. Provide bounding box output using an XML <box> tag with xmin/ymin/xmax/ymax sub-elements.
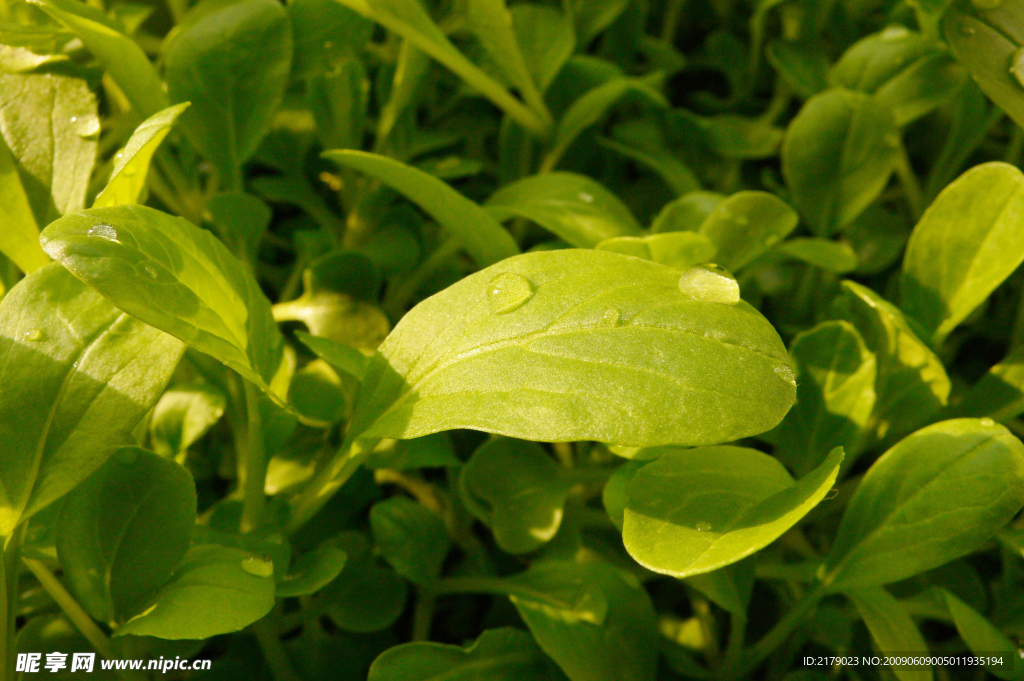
<box><xmin>697</xmin><ymin>191</ymin><xmax>799</xmax><ymax>271</ymax></box>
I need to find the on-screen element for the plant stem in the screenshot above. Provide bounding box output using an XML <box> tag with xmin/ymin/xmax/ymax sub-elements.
<box><xmin>722</xmin><ymin>612</ymin><xmax>747</xmax><ymax>672</ymax></box>
<box><xmin>660</xmin><ymin>0</ymin><xmax>686</xmax><ymax>43</ymax></box>
<box><xmin>723</xmin><ymin>582</ymin><xmax>826</xmax><ymax>679</ymax></box>
<box><xmin>1</xmin><ymin>528</ymin><xmax>24</xmax><ymax>681</ymax></box>
<box><xmin>411</xmin><ymin>588</ymin><xmax>436</xmax><ymax>641</ymax></box>
<box><xmin>252</xmin><ymin>618</ymin><xmax>303</xmax><ymax>681</ymax></box>
<box><xmin>288</xmin><ymin>438</ymin><xmax>377</xmax><ymax>534</ymax></box>
<box><xmin>894</xmin><ymin>140</ymin><xmax>925</xmax><ymax>221</ymax></box>
<box><xmin>241</xmin><ymin>379</ymin><xmax>267</xmax><ymax>533</ymax></box>
<box><xmin>21</xmin><ymin>559</ymin><xmax>114</xmax><ymax>661</ymax></box>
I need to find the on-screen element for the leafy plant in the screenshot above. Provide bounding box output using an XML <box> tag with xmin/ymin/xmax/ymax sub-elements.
<box><xmin>3</xmin><ymin>0</ymin><xmax>1024</xmax><ymax>680</ymax></box>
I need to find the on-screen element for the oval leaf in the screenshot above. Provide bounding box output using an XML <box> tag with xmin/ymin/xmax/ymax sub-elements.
<box><xmin>348</xmin><ymin>249</ymin><xmax>796</xmax><ymax>447</ymax></box>
<box><xmin>824</xmin><ymin>419</ymin><xmax>1024</xmax><ymax>591</ymax></box>
<box><xmin>846</xmin><ymin>586</ymin><xmax>933</xmax><ymax>681</ymax></box>
<box><xmin>40</xmin><ymin>204</ymin><xmax>285</xmax><ymax>396</ymax></box>
<box><xmin>697</xmin><ymin>191</ymin><xmax>799</xmax><ymax>271</ymax></box>
<box><xmin>622</xmin><ymin>446</ymin><xmax>843</xmax><ymax>578</ymax></box>
<box><xmin>901</xmin><ymin>162</ymin><xmax>1024</xmax><ymax>343</ymax></box>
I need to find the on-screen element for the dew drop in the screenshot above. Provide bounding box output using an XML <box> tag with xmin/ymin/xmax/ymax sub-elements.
<box><xmin>116</xmin><ymin>152</ymin><xmax>124</xmax><ymax>160</ymax></box>
<box><xmin>72</xmin><ymin>116</ymin><xmax>100</xmax><ymax>138</ymax></box>
<box><xmin>486</xmin><ymin>272</ymin><xmax>534</xmax><ymax>314</ymax></box>
<box><xmin>241</xmin><ymin>555</ymin><xmax>274</xmax><ymax>577</ymax></box>
<box><xmin>980</xmin><ymin>417</ymin><xmax>995</xmax><ymax>427</ymax></box>
<box><xmin>880</xmin><ymin>25</ymin><xmax>910</xmax><ymax>41</ymax></box>
<box><xmin>87</xmin><ymin>223</ymin><xmax>119</xmax><ymax>242</ymax></box>
<box><xmin>823</xmin><ymin>487</ymin><xmax>839</xmax><ymax>501</ymax></box>
<box><xmin>601</xmin><ymin>307</ymin><xmax>622</xmax><ymax>327</ymax></box>
<box><xmin>21</xmin><ymin>328</ymin><xmax>43</xmax><ymax>342</ymax></box>
<box><xmin>141</xmin><ymin>263</ymin><xmax>158</xmax><ymax>279</ymax></box>
<box><xmin>695</xmin><ymin>521</ymin><xmax>712</xmax><ymax>532</ymax></box>
<box><xmin>578</xmin><ymin>191</ymin><xmax>594</xmax><ymax>203</ymax></box>
<box><xmin>774</xmin><ymin>364</ymin><xmax>796</xmax><ymax>385</ymax></box>
<box><xmin>678</xmin><ymin>264</ymin><xmax>740</xmax><ymax>304</ymax></box>
<box><xmin>121</xmin><ymin>164</ymin><xmax>137</xmax><ymax>177</ymax></box>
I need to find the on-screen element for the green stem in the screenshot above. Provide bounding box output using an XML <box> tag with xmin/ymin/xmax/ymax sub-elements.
<box><xmin>724</xmin><ymin>583</ymin><xmax>825</xmax><ymax>679</ymax></box>
<box><xmin>21</xmin><ymin>559</ymin><xmax>115</xmax><ymax>660</ymax></box>
<box><xmin>252</xmin><ymin>618</ymin><xmax>303</xmax><ymax>681</ymax></box>
<box><xmin>722</xmin><ymin>612</ymin><xmax>747</xmax><ymax>672</ymax></box>
<box><xmin>288</xmin><ymin>438</ymin><xmax>377</xmax><ymax>534</ymax></box>
<box><xmin>240</xmin><ymin>379</ymin><xmax>267</xmax><ymax>533</ymax></box>
<box><xmin>411</xmin><ymin>588</ymin><xmax>436</xmax><ymax>641</ymax></box>
<box><xmin>1</xmin><ymin>528</ymin><xmax>24</xmax><ymax>681</ymax></box>
<box><xmin>660</xmin><ymin>0</ymin><xmax>686</xmax><ymax>43</ymax></box>
<box><xmin>894</xmin><ymin>139</ymin><xmax>925</xmax><ymax>221</ymax></box>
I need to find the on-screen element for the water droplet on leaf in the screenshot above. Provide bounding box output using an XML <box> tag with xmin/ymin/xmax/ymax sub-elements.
<box><xmin>600</xmin><ymin>307</ymin><xmax>621</xmax><ymax>326</ymax></box>
<box><xmin>121</xmin><ymin>164</ymin><xmax>137</xmax><ymax>177</ymax></box>
<box><xmin>880</xmin><ymin>26</ymin><xmax>910</xmax><ymax>41</ymax></box>
<box><xmin>678</xmin><ymin>264</ymin><xmax>740</xmax><ymax>304</ymax></box>
<box><xmin>72</xmin><ymin>116</ymin><xmax>100</xmax><ymax>138</ymax></box>
<box><xmin>241</xmin><ymin>556</ymin><xmax>274</xmax><ymax>577</ymax></box>
<box><xmin>695</xmin><ymin>521</ymin><xmax>712</xmax><ymax>532</ymax></box>
<box><xmin>774</xmin><ymin>364</ymin><xmax>796</xmax><ymax>385</ymax></box>
<box><xmin>487</xmin><ymin>272</ymin><xmax>534</xmax><ymax>314</ymax></box>
<box><xmin>21</xmin><ymin>328</ymin><xmax>43</xmax><ymax>342</ymax></box>
<box><xmin>141</xmin><ymin>263</ymin><xmax>158</xmax><ymax>279</ymax></box>
<box><xmin>578</xmin><ymin>191</ymin><xmax>594</xmax><ymax>203</ymax></box>
<box><xmin>980</xmin><ymin>417</ymin><xmax>995</xmax><ymax>427</ymax></box>
<box><xmin>87</xmin><ymin>223</ymin><xmax>119</xmax><ymax>242</ymax></box>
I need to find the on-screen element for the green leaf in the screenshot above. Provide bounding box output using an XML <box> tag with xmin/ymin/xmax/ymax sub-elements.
<box><xmin>766</xmin><ymin>40</ymin><xmax>829</xmax><ymax>98</ymax></box>
<box><xmin>782</xmin><ymin>88</ymin><xmax>899</xmax><ymax>235</ymax></box>
<box><xmin>27</xmin><ymin>0</ymin><xmax>168</xmax><ymax>117</ymax></box>
<box><xmin>39</xmin><ymin>204</ymin><xmax>285</xmax><ymax>398</ymax></box>
<box><xmin>459</xmin><ymin>438</ymin><xmax>571</xmax><ymax>554</ymax></box>
<box><xmin>370</xmin><ymin>497</ymin><xmax>450</xmax><ymax>583</ymax></box>
<box><xmin>512</xmin><ymin>3</ymin><xmax>575</xmax><ymax>94</ymax></box>
<box><xmin>368</xmin><ymin>628</ymin><xmax>567</xmax><ymax>681</ymax></box>
<box><xmin>510</xmin><ymin>560</ymin><xmax>658</xmax><ymax>681</ymax></box>
<box><xmin>651</xmin><ymin>192</ymin><xmax>725</xmax><ymax>233</ymax></box>
<box><xmin>830</xmin><ymin>281</ymin><xmax>949</xmax><ymax>442</ymax></box>
<box><xmin>684</xmin><ymin>560</ymin><xmax>754</xmax><ymax>615</ymax></box>
<box><xmin>348</xmin><ymin>249</ymin><xmax>796</xmax><ymax>447</ymax></box>
<box><xmin>0</xmin><ymin>265</ymin><xmax>184</xmax><ymax>538</ymax></box>
<box><xmin>149</xmin><ymin>384</ymin><xmax>227</xmax><ymax>458</ymax></box>
<box><xmin>467</xmin><ymin>0</ymin><xmax>550</xmax><ymax>127</ymax></box>
<box><xmin>846</xmin><ymin>586</ymin><xmax>933</xmax><ymax>681</ymax></box>
<box><xmin>950</xmin><ymin>343</ymin><xmax>1024</xmax><ymax>422</ymax></box>
<box><xmin>115</xmin><ymin>544</ymin><xmax>275</xmax><ymax>639</ymax></box>
<box><xmin>945</xmin><ymin>4</ymin><xmax>1024</xmax><ymax>130</ymax></box>
<box><xmin>622</xmin><ymin>446</ymin><xmax>843</xmax><ymax>578</ymax></box>
<box><xmin>164</xmin><ymin>0</ymin><xmax>292</xmax><ymax>188</ymax></box>
<box><xmin>595</xmin><ymin>232</ymin><xmax>716</xmax><ymax>270</ymax></box>
<box><xmin>0</xmin><ymin>134</ymin><xmax>47</xmax><ymax>273</ymax></box>
<box><xmin>276</xmin><ymin>543</ymin><xmax>348</xmax><ymax>598</ymax></box>
<box><xmin>273</xmin><ymin>276</ymin><xmax>389</xmax><ymax>349</ymax></box>
<box><xmin>486</xmin><ymin>172</ymin><xmax>642</xmax><ymax>248</ymax></box>
<box><xmin>324</xmin><ymin>150</ymin><xmax>519</xmax><ymax>267</ymax></box>
<box><xmin>322</xmin><ymin>531</ymin><xmax>408</xmax><ymax>633</ymax></box>
<box><xmin>544</xmin><ymin>77</ymin><xmax>668</xmax><ymax>170</ymax></box>
<box><xmin>679</xmin><ymin>111</ymin><xmax>785</xmax><ymax>159</ymax></box>
<box><xmin>776</xmin><ymin>238</ymin><xmax>859</xmax><ymax>273</ymax></box>
<box><xmin>939</xmin><ymin>589</ymin><xmax>1021</xmax><ymax>680</ymax></box>
<box><xmin>364</xmin><ymin>433</ymin><xmax>461</xmax><ymax>470</ymax></box>
<box><xmin>206</xmin><ymin>192</ymin><xmax>273</xmax><ymax>265</ymax></box>
<box><xmin>602</xmin><ymin>460</ymin><xmax>644</xmax><ymax>531</ymax></box>
<box><xmin>296</xmin><ymin>331</ymin><xmax>371</xmax><ymax>381</ymax></box>
<box><xmin>598</xmin><ymin>136</ymin><xmax>701</xmax><ymax>196</ymax></box>
<box><xmin>824</xmin><ymin>418</ymin><xmax>1024</xmax><ymax>590</ymax></box>
<box><xmin>697</xmin><ymin>191</ymin><xmax>799</xmax><ymax>271</ymax></box>
<box><xmin>0</xmin><ymin>70</ymin><xmax>98</xmax><ymax>224</ymax></box>
<box><xmin>770</xmin><ymin>321</ymin><xmax>876</xmax><ymax>475</ymax></box>
<box><xmin>57</xmin><ymin>448</ymin><xmax>196</xmax><ymax>624</ymax></box>
<box><xmin>332</xmin><ymin>0</ymin><xmax>546</xmax><ymax>132</ymax></box>
<box><xmin>288</xmin><ymin>0</ymin><xmax>371</xmax><ymax>78</ymax></box>
<box><xmin>901</xmin><ymin>162</ymin><xmax>1024</xmax><ymax>343</ymax></box>
<box><xmin>93</xmin><ymin>103</ymin><xmax>190</xmax><ymax>208</ymax></box>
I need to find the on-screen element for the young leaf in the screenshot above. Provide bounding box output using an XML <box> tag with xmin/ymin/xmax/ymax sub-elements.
<box><xmin>486</xmin><ymin>172</ymin><xmax>642</xmax><ymax>248</ymax></box>
<box><xmin>0</xmin><ymin>265</ymin><xmax>184</xmax><ymax>539</ymax></box>
<box><xmin>93</xmin><ymin>103</ymin><xmax>190</xmax><ymax>208</ymax></box>
<box><xmin>950</xmin><ymin>343</ymin><xmax>1024</xmax><ymax>423</ymax></box>
<box><xmin>595</xmin><ymin>232</ymin><xmax>716</xmax><ymax>270</ymax></box>
<box><xmin>370</xmin><ymin>497</ymin><xmax>450</xmax><ymax>583</ymax></box>
<box><xmin>56</xmin><ymin>448</ymin><xmax>197</xmax><ymax>624</ymax></box>
<box><xmin>901</xmin><ymin>162</ymin><xmax>1024</xmax><ymax>343</ymax></box>
<box><xmin>206</xmin><ymin>192</ymin><xmax>273</xmax><ymax>265</ymax></box>
<box><xmin>275</xmin><ymin>543</ymin><xmax>347</xmax><ymax>598</ymax></box>
<box><xmin>367</xmin><ymin>628</ymin><xmax>566</xmax><ymax>681</ymax></box>
<box><xmin>322</xmin><ymin>532</ymin><xmax>408</xmax><ymax>633</ymax></box>
<box><xmin>149</xmin><ymin>385</ymin><xmax>227</xmax><ymax>459</ymax></box>
<box><xmin>0</xmin><ymin>71</ymin><xmax>98</xmax><ymax>224</ymax></box>
<box><xmin>697</xmin><ymin>191</ymin><xmax>799</xmax><ymax>271</ymax></box>
<box><xmin>27</xmin><ymin>0</ymin><xmax>169</xmax><ymax>117</ymax></box>
<box><xmin>939</xmin><ymin>589</ymin><xmax>1020</xmax><ymax>680</ymax></box>
<box><xmin>39</xmin><ymin>204</ymin><xmax>285</xmax><ymax>398</ymax></box>
<box><xmin>115</xmin><ymin>544</ymin><xmax>275</xmax><ymax>640</ymax></box>
<box><xmin>295</xmin><ymin>331</ymin><xmax>371</xmax><ymax>382</ymax></box>
<box><xmin>651</xmin><ymin>192</ymin><xmax>726</xmax><ymax>233</ymax></box>
<box><xmin>459</xmin><ymin>438</ymin><xmax>571</xmax><ymax>554</ymax></box>
<box><xmin>846</xmin><ymin>587</ymin><xmax>932</xmax><ymax>681</ymax></box>
<box><xmin>776</xmin><ymin>238</ymin><xmax>859</xmax><ymax>273</ymax></box>
<box><xmin>164</xmin><ymin>0</ymin><xmax>292</xmax><ymax>188</ymax></box>
<box><xmin>0</xmin><ymin>135</ymin><xmax>48</xmax><ymax>273</ymax></box>
<box><xmin>324</xmin><ymin>150</ymin><xmax>519</xmax><ymax>267</ymax></box>
<box><xmin>782</xmin><ymin>89</ymin><xmax>899</xmax><ymax>235</ymax></box>
<box><xmin>830</xmin><ymin>281</ymin><xmax>949</xmax><ymax>442</ymax></box>
<box><xmin>510</xmin><ymin>560</ymin><xmax>658</xmax><ymax>681</ymax></box>
<box><xmin>622</xmin><ymin>446</ymin><xmax>843</xmax><ymax>578</ymax></box>
<box><xmin>347</xmin><ymin>249</ymin><xmax>796</xmax><ymax>447</ymax></box>
<box><xmin>824</xmin><ymin>419</ymin><xmax>1024</xmax><ymax>590</ymax></box>
<box><xmin>512</xmin><ymin>3</ymin><xmax>575</xmax><ymax>94</ymax></box>
<box><xmin>945</xmin><ymin>4</ymin><xmax>1024</xmax><ymax>130</ymax></box>
<box><xmin>770</xmin><ymin>321</ymin><xmax>876</xmax><ymax>475</ymax></box>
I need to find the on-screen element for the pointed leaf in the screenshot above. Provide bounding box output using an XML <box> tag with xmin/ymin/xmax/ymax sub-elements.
<box><xmin>370</xmin><ymin>497</ymin><xmax>450</xmax><ymax>583</ymax></box>
<box><xmin>697</xmin><ymin>191</ymin><xmax>799</xmax><ymax>271</ymax></box>
<box><xmin>0</xmin><ymin>135</ymin><xmax>47</xmax><ymax>272</ymax></box>
<box><xmin>846</xmin><ymin>586</ymin><xmax>933</xmax><ymax>681</ymax></box>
